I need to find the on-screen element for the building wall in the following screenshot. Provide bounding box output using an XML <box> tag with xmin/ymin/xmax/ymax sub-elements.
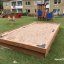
<box><xmin>3</xmin><ymin>0</ymin><xmax>23</xmax><ymax>13</ymax></box>
<box><xmin>23</xmin><ymin>0</ymin><xmax>37</xmax><ymax>14</ymax></box>
<box><xmin>50</xmin><ymin>0</ymin><xmax>63</xmax><ymax>14</ymax></box>
<box><xmin>3</xmin><ymin>0</ymin><xmax>64</xmax><ymax>15</ymax></box>
<box><xmin>3</xmin><ymin>1</ymin><xmax>11</xmax><ymax>10</ymax></box>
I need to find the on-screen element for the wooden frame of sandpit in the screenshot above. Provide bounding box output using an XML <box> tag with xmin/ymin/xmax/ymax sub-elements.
<box><xmin>0</xmin><ymin>22</ymin><xmax>60</xmax><ymax>57</ymax></box>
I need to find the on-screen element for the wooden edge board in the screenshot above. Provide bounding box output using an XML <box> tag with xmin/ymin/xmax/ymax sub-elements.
<box><xmin>0</xmin><ymin>42</ymin><xmax>45</xmax><ymax>58</ymax></box>
<box><xmin>45</xmin><ymin>24</ymin><xmax>60</xmax><ymax>57</ymax></box>
<box><xmin>0</xmin><ymin>39</ymin><xmax>46</xmax><ymax>53</ymax></box>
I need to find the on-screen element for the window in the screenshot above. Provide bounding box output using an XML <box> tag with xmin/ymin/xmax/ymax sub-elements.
<box><xmin>35</xmin><ymin>9</ymin><xmax>36</xmax><ymax>12</ymax></box>
<box><xmin>54</xmin><ymin>0</ymin><xmax>61</xmax><ymax>4</ymax></box>
<box><xmin>26</xmin><ymin>1</ymin><xmax>31</xmax><ymax>5</ymax></box>
<box><xmin>26</xmin><ymin>9</ymin><xmax>30</xmax><ymax>13</ymax></box>
<box><xmin>12</xmin><ymin>2</ymin><xmax>16</xmax><ymax>6</ymax></box>
<box><xmin>53</xmin><ymin>9</ymin><xmax>57</xmax><ymax>13</ymax></box>
<box><xmin>28</xmin><ymin>9</ymin><xmax>30</xmax><ymax>13</ymax></box>
<box><xmin>58</xmin><ymin>0</ymin><xmax>61</xmax><ymax>4</ymax></box>
<box><xmin>45</xmin><ymin>0</ymin><xmax>49</xmax><ymax>5</ymax></box>
<box><xmin>34</xmin><ymin>1</ymin><xmax>37</xmax><ymax>5</ymax></box>
<box><xmin>46</xmin><ymin>8</ymin><xmax>49</xmax><ymax>12</ymax></box>
<box><xmin>37</xmin><ymin>1</ymin><xmax>42</xmax><ymax>4</ymax></box>
<box><xmin>18</xmin><ymin>9</ymin><xmax>22</xmax><ymax>13</ymax></box>
<box><xmin>28</xmin><ymin>2</ymin><xmax>30</xmax><ymax>5</ymax></box>
<box><xmin>26</xmin><ymin>2</ymin><xmax>27</xmax><ymax>5</ymax></box>
<box><xmin>54</xmin><ymin>0</ymin><xmax>57</xmax><ymax>4</ymax></box>
<box><xmin>57</xmin><ymin>9</ymin><xmax>60</xmax><ymax>14</ymax></box>
<box><xmin>17</xmin><ymin>1</ymin><xmax>22</xmax><ymax>6</ymax></box>
<box><xmin>53</xmin><ymin>9</ymin><xmax>60</xmax><ymax>15</ymax></box>
<box><xmin>12</xmin><ymin>9</ymin><xmax>16</xmax><ymax>12</ymax></box>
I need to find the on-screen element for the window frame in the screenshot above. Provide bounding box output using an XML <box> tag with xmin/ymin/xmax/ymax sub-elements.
<box><xmin>17</xmin><ymin>1</ymin><xmax>22</xmax><ymax>6</ymax></box>
<box><xmin>12</xmin><ymin>1</ymin><xmax>16</xmax><ymax>6</ymax></box>
<box><xmin>26</xmin><ymin>1</ymin><xmax>31</xmax><ymax>5</ymax></box>
<box><xmin>54</xmin><ymin>0</ymin><xmax>57</xmax><ymax>4</ymax></box>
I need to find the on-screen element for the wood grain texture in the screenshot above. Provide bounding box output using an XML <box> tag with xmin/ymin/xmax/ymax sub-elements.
<box><xmin>0</xmin><ymin>22</ymin><xmax>60</xmax><ymax>57</ymax></box>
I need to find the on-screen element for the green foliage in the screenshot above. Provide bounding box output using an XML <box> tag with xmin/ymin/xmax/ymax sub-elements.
<box><xmin>22</xmin><ymin>12</ymin><xmax>27</xmax><ymax>16</ymax></box>
<box><xmin>22</xmin><ymin>9</ymin><xmax>27</xmax><ymax>16</ymax></box>
<box><xmin>0</xmin><ymin>2</ymin><xmax>3</xmax><ymax>6</ymax></box>
<box><xmin>11</xmin><ymin>11</ymin><xmax>17</xmax><ymax>15</ymax></box>
<box><xmin>0</xmin><ymin>16</ymin><xmax>36</xmax><ymax>32</ymax></box>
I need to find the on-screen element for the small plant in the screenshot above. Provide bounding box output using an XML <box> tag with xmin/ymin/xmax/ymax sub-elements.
<box><xmin>22</xmin><ymin>10</ymin><xmax>27</xmax><ymax>16</ymax></box>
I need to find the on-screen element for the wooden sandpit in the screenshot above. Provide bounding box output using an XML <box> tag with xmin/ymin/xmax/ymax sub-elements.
<box><xmin>0</xmin><ymin>22</ymin><xmax>60</xmax><ymax>57</ymax></box>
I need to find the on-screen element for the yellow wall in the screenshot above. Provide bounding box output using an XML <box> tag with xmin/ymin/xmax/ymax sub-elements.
<box><xmin>50</xmin><ymin>0</ymin><xmax>64</xmax><ymax>14</ymax></box>
<box><xmin>23</xmin><ymin>0</ymin><xmax>37</xmax><ymax>14</ymax></box>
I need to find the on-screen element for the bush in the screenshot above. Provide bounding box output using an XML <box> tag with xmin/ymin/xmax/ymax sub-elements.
<box><xmin>11</xmin><ymin>11</ymin><xmax>17</xmax><ymax>15</ymax></box>
<box><xmin>27</xmin><ymin>13</ymin><xmax>37</xmax><ymax>17</ymax></box>
<box><xmin>22</xmin><ymin>12</ymin><xmax>27</xmax><ymax>16</ymax></box>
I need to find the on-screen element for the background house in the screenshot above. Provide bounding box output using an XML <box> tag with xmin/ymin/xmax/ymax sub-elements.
<box><xmin>50</xmin><ymin>0</ymin><xmax>63</xmax><ymax>15</ymax></box>
<box><xmin>3</xmin><ymin>0</ymin><xmax>23</xmax><ymax>13</ymax></box>
<box><xmin>23</xmin><ymin>0</ymin><xmax>38</xmax><ymax>14</ymax></box>
<box><xmin>3</xmin><ymin>0</ymin><xmax>64</xmax><ymax>15</ymax></box>
<box><xmin>43</xmin><ymin>0</ymin><xmax>63</xmax><ymax>15</ymax></box>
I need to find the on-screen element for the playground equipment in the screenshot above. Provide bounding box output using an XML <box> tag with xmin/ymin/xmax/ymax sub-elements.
<box><xmin>37</xmin><ymin>4</ymin><xmax>53</xmax><ymax>20</ymax></box>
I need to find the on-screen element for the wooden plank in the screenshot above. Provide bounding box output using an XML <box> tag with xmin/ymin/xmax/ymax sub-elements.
<box><xmin>0</xmin><ymin>42</ymin><xmax>45</xmax><ymax>58</ymax></box>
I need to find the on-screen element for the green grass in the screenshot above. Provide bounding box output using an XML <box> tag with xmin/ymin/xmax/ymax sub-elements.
<box><xmin>0</xmin><ymin>16</ymin><xmax>36</xmax><ymax>32</ymax></box>
<box><xmin>0</xmin><ymin>16</ymin><xmax>64</xmax><ymax>64</ymax></box>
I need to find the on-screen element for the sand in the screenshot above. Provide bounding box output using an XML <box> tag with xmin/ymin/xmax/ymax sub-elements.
<box><xmin>0</xmin><ymin>22</ymin><xmax>60</xmax><ymax>49</ymax></box>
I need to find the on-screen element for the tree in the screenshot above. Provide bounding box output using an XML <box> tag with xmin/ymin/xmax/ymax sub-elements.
<box><xmin>0</xmin><ymin>2</ymin><xmax>3</xmax><ymax>6</ymax></box>
<box><xmin>0</xmin><ymin>2</ymin><xmax>3</xmax><ymax>12</ymax></box>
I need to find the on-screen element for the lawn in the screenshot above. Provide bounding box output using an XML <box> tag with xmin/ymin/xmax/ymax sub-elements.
<box><xmin>0</xmin><ymin>16</ymin><xmax>64</xmax><ymax>64</ymax></box>
<box><xmin>0</xmin><ymin>16</ymin><xmax>36</xmax><ymax>32</ymax></box>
